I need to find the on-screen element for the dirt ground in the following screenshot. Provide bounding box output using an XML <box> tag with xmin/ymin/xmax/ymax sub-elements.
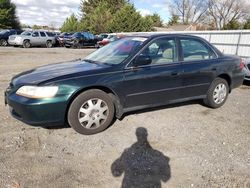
<box><xmin>0</xmin><ymin>47</ymin><xmax>249</xmax><ymax>188</ymax></box>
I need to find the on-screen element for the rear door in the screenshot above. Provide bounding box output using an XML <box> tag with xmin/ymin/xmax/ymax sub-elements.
<box><xmin>123</xmin><ymin>37</ymin><xmax>183</xmax><ymax>108</ymax></box>
<box><xmin>178</xmin><ymin>37</ymin><xmax>218</xmax><ymax>99</ymax></box>
<box><xmin>39</xmin><ymin>32</ymin><xmax>47</xmax><ymax>45</ymax></box>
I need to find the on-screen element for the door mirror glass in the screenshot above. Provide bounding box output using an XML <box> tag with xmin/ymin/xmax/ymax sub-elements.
<box><xmin>133</xmin><ymin>55</ymin><xmax>152</xmax><ymax>67</ymax></box>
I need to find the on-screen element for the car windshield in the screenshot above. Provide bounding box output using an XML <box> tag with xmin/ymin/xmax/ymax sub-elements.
<box><xmin>84</xmin><ymin>37</ymin><xmax>148</xmax><ymax>65</ymax></box>
<box><xmin>107</xmin><ymin>35</ymin><xmax>115</xmax><ymax>39</ymax></box>
<box><xmin>0</xmin><ymin>30</ymin><xmax>9</xmax><ymax>34</ymax></box>
<box><xmin>21</xmin><ymin>31</ymin><xmax>31</xmax><ymax>36</ymax></box>
<box><xmin>63</xmin><ymin>32</ymin><xmax>72</xmax><ymax>36</ymax></box>
<box><xmin>73</xmin><ymin>32</ymin><xmax>81</xmax><ymax>37</ymax></box>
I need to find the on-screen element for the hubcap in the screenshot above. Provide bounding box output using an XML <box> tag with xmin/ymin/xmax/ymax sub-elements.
<box><xmin>213</xmin><ymin>83</ymin><xmax>227</xmax><ymax>104</ymax></box>
<box><xmin>78</xmin><ymin>98</ymin><xmax>109</xmax><ymax>129</ymax></box>
<box><xmin>25</xmin><ymin>42</ymin><xmax>30</xmax><ymax>48</ymax></box>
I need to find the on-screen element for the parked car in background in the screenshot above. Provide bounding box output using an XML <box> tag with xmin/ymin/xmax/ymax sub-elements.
<box><xmin>96</xmin><ymin>34</ymin><xmax>124</xmax><ymax>48</ymax></box>
<box><xmin>64</xmin><ymin>31</ymin><xmax>98</xmax><ymax>48</ymax></box>
<box><xmin>56</xmin><ymin>32</ymin><xmax>73</xmax><ymax>47</ymax></box>
<box><xmin>96</xmin><ymin>33</ymin><xmax>108</xmax><ymax>41</ymax></box>
<box><xmin>0</xmin><ymin>29</ymin><xmax>23</xmax><ymax>46</ymax></box>
<box><xmin>5</xmin><ymin>34</ymin><xmax>245</xmax><ymax>135</ymax></box>
<box><xmin>8</xmin><ymin>31</ymin><xmax>56</xmax><ymax>48</ymax></box>
<box><xmin>243</xmin><ymin>58</ymin><xmax>250</xmax><ymax>81</ymax></box>
<box><xmin>99</xmin><ymin>33</ymin><xmax>108</xmax><ymax>39</ymax></box>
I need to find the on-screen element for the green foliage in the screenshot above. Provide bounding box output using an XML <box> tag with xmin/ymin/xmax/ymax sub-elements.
<box><xmin>20</xmin><ymin>23</ymin><xmax>31</xmax><ymax>29</ymax></box>
<box><xmin>32</xmin><ymin>25</ymin><xmax>42</xmax><ymax>30</ymax></box>
<box><xmin>109</xmin><ymin>4</ymin><xmax>153</xmax><ymax>32</ymax></box>
<box><xmin>168</xmin><ymin>14</ymin><xmax>179</xmax><ymax>26</ymax></box>
<box><xmin>76</xmin><ymin>0</ymin><xmax>155</xmax><ymax>33</ymax></box>
<box><xmin>145</xmin><ymin>13</ymin><xmax>163</xmax><ymax>27</ymax></box>
<box><xmin>223</xmin><ymin>20</ymin><xmax>241</xmax><ymax>30</ymax></box>
<box><xmin>0</xmin><ymin>0</ymin><xmax>20</xmax><ymax>29</ymax></box>
<box><xmin>78</xmin><ymin>1</ymin><xmax>113</xmax><ymax>34</ymax></box>
<box><xmin>243</xmin><ymin>19</ymin><xmax>250</xmax><ymax>29</ymax></box>
<box><xmin>60</xmin><ymin>14</ymin><xmax>79</xmax><ymax>32</ymax></box>
<box><xmin>80</xmin><ymin>0</ymin><xmax>128</xmax><ymax>16</ymax></box>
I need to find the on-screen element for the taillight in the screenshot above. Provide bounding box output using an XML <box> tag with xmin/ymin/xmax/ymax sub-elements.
<box><xmin>240</xmin><ymin>58</ymin><xmax>245</xmax><ymax>69</ymax></box>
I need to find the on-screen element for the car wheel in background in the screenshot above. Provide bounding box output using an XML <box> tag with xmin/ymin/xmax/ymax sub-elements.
<box><xmin>23</xmin><ymin>40</ymin><xmax>31</xmax><ymax>48</ymax></box>
<box><xmin>67</xmin><ymin>89</ymin><xmax>115</xmax><ymax>135</ymax></box>
<box><xmin>0</xmin><ymin>39</ymin><xmax>8</xmax><ymax>46</ymax></box>
<box><xmin>73</xmin><ymin>40</ymin><xmax>81</xmax><ymax>49</ymax></box>
<box><xmin>46</xmin><ymin>40</ymin><xmax>53</xmax><ymax>48</ymax></box>
<box><xmin>204</xmin><ymin>78</ymin><xmax>229</xmax><ymax>108</ymax></box>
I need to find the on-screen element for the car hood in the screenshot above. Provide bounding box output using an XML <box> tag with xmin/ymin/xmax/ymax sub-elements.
<box><xmin>12</xmin><ymin>59</ymin><xmax>110</xmax><ymax>86</ymax></box>
<box><xmin>8</xmin><ymin>34</ymin><xmax>19</xmax><ymax>39</ymax></box>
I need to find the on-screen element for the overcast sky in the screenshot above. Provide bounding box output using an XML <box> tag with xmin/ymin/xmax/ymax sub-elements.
<box><xmin>12</xmin><ymin>0</ymin><xmax>170</xmax><ymax>28</ymax></box>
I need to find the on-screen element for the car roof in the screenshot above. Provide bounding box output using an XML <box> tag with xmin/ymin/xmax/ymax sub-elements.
<box><xmin>123</xmin><ymin>33</ymin><xmax>201</xmax><ymax>39</ymax></box>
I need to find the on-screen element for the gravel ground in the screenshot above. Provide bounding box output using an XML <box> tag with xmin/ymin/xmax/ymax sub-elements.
<box><xmin>0</xmin><ymin>47</ymin><xmax>249</xmax><ymax>188</ymax></box>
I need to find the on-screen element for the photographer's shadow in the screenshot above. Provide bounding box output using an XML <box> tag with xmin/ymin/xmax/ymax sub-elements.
<box><xmin>111</xmin><ymin>127</ymin><xmax>171</xmax><ymax>188</ymax></box>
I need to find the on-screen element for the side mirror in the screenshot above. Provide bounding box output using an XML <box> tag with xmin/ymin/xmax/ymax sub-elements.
<box><xmin>133</xmin><ymin>55</ymin><xmax>152</xmax><ymax>67</ymax></box>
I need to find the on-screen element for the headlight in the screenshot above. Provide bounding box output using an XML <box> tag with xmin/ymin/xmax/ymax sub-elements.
<box><xmin>16</xmin><ymin>86</ymin><xmax>59</xmax><ymax>98</ymax></box>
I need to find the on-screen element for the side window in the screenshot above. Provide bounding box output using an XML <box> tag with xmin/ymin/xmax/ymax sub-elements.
<box><xmin>32</xmin><ymin>32</ymin><xmax>39</xmax><ymax>37</ymax></box>
<box><xmin>140</xmin><ymin>38</ymin><xmax>178</xmax><ymax>65</ymax></box>
<box><xmin>180</xmin><ymin>38</ymin><xmax>216</xmax><ymax>61</ymax></box>
<box><xmin>83</xmin><ymin>32</ymin><xmax>90</xmax><ymax>39</ymax></box>
<box><xmin>40</xmin><ymin>32</ymin><xmax>46</xmax><ymax>37</ymax></box>
<box><xmin>89</xmin><ymin>33</ymin><xmax>94</xmax><ymax>40</ymax></box>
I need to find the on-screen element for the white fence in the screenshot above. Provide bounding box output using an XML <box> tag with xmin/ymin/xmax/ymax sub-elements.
<box><xmin>126</xmin><ymin>30</ymin><xmax>250</xmax><ymax>58</ymax></box>
<box><xmin>183</xmin><ymin>30</ymin><xmax>250</xmax><ymax>58</ymax></box>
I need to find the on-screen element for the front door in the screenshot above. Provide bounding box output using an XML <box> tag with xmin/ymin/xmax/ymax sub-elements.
<box><xmin>123</xmin><ymin>37</ymin><xmax>183</xmax><ymax>109</ymax></box>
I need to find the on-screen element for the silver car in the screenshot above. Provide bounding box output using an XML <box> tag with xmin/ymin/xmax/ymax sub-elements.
<box><xmin>8</xmin><ymin>31</ymin><xmax>56</xmax><ymax>48</ymax></box>
<box><xmin>243</xmin><ymin>58</ymin><xmax>250</xmax><ymax>81</ymax></box>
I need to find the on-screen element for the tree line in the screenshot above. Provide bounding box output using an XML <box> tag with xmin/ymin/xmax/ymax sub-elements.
<box><xmin>168</xmin><ymin>0</ymin><xmax>250</xmax><ymax>30</ymax></box>
<box><xmin>61</xmin><ymin>0</ymin><xmax>163</xmax><ymax>33</ymax></box>
<box><xmin>1</xmin><ymin>0</ymin><xmax>250</xmax><ymax>32</ymax></box>
<box><xmin>61</xmin><ymin>0</ymin><xmax>250</xmax><ymax>33</ymax></box>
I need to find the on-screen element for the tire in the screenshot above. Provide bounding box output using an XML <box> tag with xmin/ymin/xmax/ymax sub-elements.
<box><xmin>67</xmin><ymin>89</ymin><xmax>115</xmax><ymax>135</ymax></box>
<box><xmin>23</xmin><ymin>40</ymin><xmax>31</xmax><ymax>48</ymax></box>
<box><xmin>46</xmin><ymin>40</ymin><xmax>53</xmax><ymax>48</ymax></box>
<box><xmin>203</xmin><ymin>78</ymin><xmax>229</xmax><ymax>108</ymax></box>
<box><xmin>73</xmin><ymin>40</ymin><xmax>81</xmax><ymax>49</ymax></box>
<box><xmin>0</xmin><ymin>39</ymin><xmax>8</xmax><ymax>46</ymax></box>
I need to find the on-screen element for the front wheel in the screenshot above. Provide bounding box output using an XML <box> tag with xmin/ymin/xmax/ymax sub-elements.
<box><xmin>204</xmin><ymin>78</ymin><xmax>229</xmax><ymax>108</ymax></box>
<box><xmin>67</xmin><ymin>89</ymin><xmax>115</xmax><ymax>135</ymax></box>
<box><xmin>23</xmin><ymin>40</ymin><xmax>31</xmax><ymax>48</ymax></box>
<box><xmin>0</xmin><ymin>39</ymin><xmax>8</xmax><ymax>46</ymax></box>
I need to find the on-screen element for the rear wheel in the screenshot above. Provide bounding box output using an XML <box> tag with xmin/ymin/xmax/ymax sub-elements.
<box><xmin>67</xmin><ymin>89</ymin><xmax>115</xmax><ymax>135</ymax></box>
<box><xmin>46</xmin><ymin>40</ymin><xmax>53</xmax><ymax>48</ymax></box>
<box><xmin>23</xmin><ymin>40</ymin><xmax>31</xmax><ymax>48</ymax></box>
<box><xmin>204</xmin><ymin>78</ymin><xmax>229</xmax><ymax>108</ymax></box>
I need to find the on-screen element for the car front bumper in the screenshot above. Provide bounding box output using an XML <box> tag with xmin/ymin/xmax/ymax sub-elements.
<box><xmin>4</xmin><ymin>87</ymin><xmax>71</xmax><ymax>126</ymax></box>
<box><xmin>8</xmin><ymin>39</ymin><xmax>23</xmax><ymax>46</ymax></box>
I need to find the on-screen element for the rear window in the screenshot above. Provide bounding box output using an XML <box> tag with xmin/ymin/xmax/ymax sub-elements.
<box><xmin>46</xmin><ymin>32</ymin><xmax>55</xmax><ymax>37</ymax></box>
<box><xmin>180</xmin><ymin>38</ymin><xmax>217</xmax><ymax>61</ymax></box>
<box><xmin>40</xmin><ymin>32</ymin><xmax>46</xmax><ymax>37</ymax></box>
